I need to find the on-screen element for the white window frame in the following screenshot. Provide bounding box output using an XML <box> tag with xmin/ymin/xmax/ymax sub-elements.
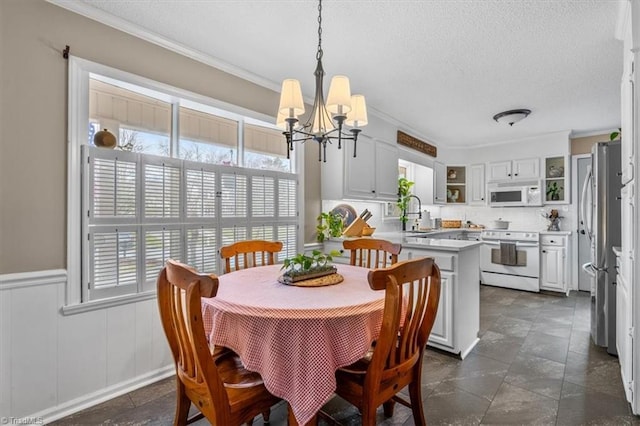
<box><xmin>65</xmin><ymin>56</ymin><xmax>304</xmax><ymax>314</ymax></box>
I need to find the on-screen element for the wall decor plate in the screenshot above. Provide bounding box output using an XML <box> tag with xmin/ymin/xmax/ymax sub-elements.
<box><xmin>330</xmin><ymin>204</ymin><xmax>357</xmax><ymax>226</ymax></box>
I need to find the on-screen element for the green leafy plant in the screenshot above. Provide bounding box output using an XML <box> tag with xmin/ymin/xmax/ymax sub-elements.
<box><xmin>316</xmin><ymin>211</ymin><xmax>344</xmax><ymax>242</ymax></box>
<box><xmin>610</xmin><ymin>127</ymin><xmax>621</xmax><ymax>141</ymax></box>
<box><xmin>281</xmin><ymin>249</ymin><xmax>342</xmax><ymax>278</ymax></box>
<box><xmin>397</xmin><ymin>177</ymin><xmax>415</xmax><ymax>225</ymax></box>
<box><xmin>546</xmin><ymin>182</ymin><xmax>563</xmax><ymax>200</ymax></box>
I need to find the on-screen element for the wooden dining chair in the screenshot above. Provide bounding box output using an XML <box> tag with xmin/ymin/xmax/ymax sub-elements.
<box><xmin>157</xmin><ymin>259</ymin><xmax>281</xmax><ymax>425</ymax></box>
<box><xmin>333</xmin><ymin>257</ymin><xmax>441</xmax><ymax>426</ymax></box>
<box><xmin>219</xmin><ymin>240</ymin><xmax>283</xmax><ymax>273</ymax></box>
<box><xmin>343</xmin><ymin>238</ymin><xmax>402</xmax><ymax>268</ymax></box>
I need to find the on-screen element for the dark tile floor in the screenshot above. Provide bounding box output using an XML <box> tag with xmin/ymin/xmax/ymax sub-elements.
<box><xmin>52</xmin><ymin>286</ymin><xmax>639</xmax><ymax>425</ymax></box>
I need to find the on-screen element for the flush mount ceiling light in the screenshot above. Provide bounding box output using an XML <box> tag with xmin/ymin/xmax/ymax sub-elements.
<box><xmin>277</xmin><ymin>0</ymin><xmax>368</xmax><ymax>162</ymax></box>
<box><xmin>493</xmin><ymin>109</ymin><xmax>531</xmax><ymax>126</ymax></box>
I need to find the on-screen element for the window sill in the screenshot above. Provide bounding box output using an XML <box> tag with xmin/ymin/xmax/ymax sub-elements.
<box><xmin>62</xmin><ymin>291</ymin><xmax>157</xmax><ymax>316</ymax></box>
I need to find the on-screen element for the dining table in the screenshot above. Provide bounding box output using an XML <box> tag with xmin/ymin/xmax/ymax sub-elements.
<box><xmin>201</xmin><ymin>263</ymin><xmax>385</xmax><ymax>426</ymax></box>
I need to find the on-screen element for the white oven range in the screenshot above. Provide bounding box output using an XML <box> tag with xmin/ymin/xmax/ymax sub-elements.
<box><xmin>480</xmin><ymin>230</ymin><xmax>540</xmax><ymax>292</ymax></box>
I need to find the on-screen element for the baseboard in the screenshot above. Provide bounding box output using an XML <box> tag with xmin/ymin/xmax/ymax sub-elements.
<box><xmin>33</xmin><ymin>365</ymin><xmax>174</xmax><ymax>424</ymax></box>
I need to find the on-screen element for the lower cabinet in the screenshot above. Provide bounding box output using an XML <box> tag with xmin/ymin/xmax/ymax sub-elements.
<box><xmin>399</xmin><ymin>246</ymin><xmax>480</xmax><ymax>358</ymax></box>
<box><xmin>428</xmin><ymin>271</ymin><xmax>454</xmax><ymax>348</ymax></box>
<box><xmin>539</xmin><ymin>233</ymin><xmax>570</xmax><ymax>294</ymax></box>
<box><xmin>323</xmin><ymin>240</ymin><xmax>349</xmax><ymax>265</ymax></box>
<box><xmin>615</xmin><ymin>249</ymin><xmax>634</xmax><ymax>403</ymax></box>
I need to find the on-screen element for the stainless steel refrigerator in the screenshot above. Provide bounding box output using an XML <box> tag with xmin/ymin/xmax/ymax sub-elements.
<box><xmin>581</xmin><ymin>140</ymin><xmax>621</xmax><ymax>355</ymax></box>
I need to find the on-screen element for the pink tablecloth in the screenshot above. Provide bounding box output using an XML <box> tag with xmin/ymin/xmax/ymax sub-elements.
<box><xmin>201</xmin><ymin>264</ymin><xmax>384</xmax><ymax>425</ymax></box>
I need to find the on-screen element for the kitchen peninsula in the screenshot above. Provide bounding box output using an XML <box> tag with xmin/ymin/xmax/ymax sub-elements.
<box><xmin>324</xmin><ymin>231</ymin><xmax>481</xmax><ymax>359</ymax></box>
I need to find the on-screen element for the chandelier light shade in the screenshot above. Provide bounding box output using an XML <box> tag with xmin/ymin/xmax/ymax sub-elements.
<box><xmin>493</xmin><ymin>109</ymin><xmax>532</xmax><ymax>126</ymax></box>
<box><xmin>277</xmin><ymin>0</ymin><xmax>367</xmax><ymax>162</ymax></box>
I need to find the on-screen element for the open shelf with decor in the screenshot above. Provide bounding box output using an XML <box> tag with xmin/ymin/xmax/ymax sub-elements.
<box><xmin>544</xmin><ymin>156</ymin><xmax>569</xmax><ymax>204</ymax></box>
<box><xmin>446</xmin><ymin>166</ymin><xmax>466</xmax><ymax>204</ymax></box>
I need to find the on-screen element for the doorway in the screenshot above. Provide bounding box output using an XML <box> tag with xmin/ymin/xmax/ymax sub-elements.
<box><xmin>576</xmin><ymin>154</ymin><xmax>592</xmax><ymax>292</ymax></box>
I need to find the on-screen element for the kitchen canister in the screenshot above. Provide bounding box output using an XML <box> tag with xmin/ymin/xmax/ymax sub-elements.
<box><xmin>420</xmin><ymin>210</ymin><xmax>431</xmax><ymax>228</ymax></box>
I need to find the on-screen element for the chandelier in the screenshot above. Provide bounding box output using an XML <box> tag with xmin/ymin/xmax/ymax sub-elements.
<box><xmin>276</xmin><ymin>0</ymin><xmax>368</xmax><ymax>162</ymax></box>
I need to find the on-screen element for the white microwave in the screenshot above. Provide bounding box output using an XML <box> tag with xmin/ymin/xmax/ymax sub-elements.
<box><xmin>488</xmin><ymin>180</ymin><xmax>543</xmax><ymax>207</ymax></box>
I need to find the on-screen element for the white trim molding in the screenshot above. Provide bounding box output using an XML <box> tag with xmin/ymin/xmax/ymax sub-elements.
<box><xmin>37</xmin><ymin>366</ymin><xmax>174</xmax><ymax>424</ymax></box>
<box><xmin>0</xmin><ymin>269</ymin><xmax>67</xmax><ymax>291</ymax></box>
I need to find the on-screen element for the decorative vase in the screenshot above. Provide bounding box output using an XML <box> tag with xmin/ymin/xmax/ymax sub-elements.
<box><xmin>94</xmin><ymin>128</ymin><xmax>117</xmax><ymax>148</ymax></box>
<box><xmin>551</xmin><ymin>193</ymin><xmax>560</xmax><ymax>201</ymax></box>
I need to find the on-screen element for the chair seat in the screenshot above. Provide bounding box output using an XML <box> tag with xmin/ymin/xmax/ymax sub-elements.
<box><xmin>217</xmin><ymin>350</ymin><xmax>265</xmax><ymax>389</ymax></box>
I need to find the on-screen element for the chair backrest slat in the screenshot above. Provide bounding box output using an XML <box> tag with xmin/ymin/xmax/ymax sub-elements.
<box><xmin>343</xmin><ymin>238</ymin><xmax>402</xmax><ymax>269</ymax></box>
<box><xmin>220</xmin><ymin>240</ymin><xmax>283</xmax><ymax>274</ymax></box>
<box><xmin>366</xmin><ymin>257</ymin><xmax>441</xmax><ymax>386</ymax></box>
<box><xmin>157</xmin><ymin>260</ymin><xmax>228</xmax><ymax>421</ymax></box>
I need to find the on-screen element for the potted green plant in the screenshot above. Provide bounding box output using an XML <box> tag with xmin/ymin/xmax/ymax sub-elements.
<box><xmin>316</xmin><ymin>211</ymin><xmax>344</xmax><ymax>242</ymax></box>
<box><xmin>397</xmin><ymin>177</ymin><xmax>415</xmax><ymax>230</ymax></box>
<box><xmin>610</xmin><ymin>127</ymin><xmax>621</xmax><ymax>141</ymax></box>
<box><xmin>546</xmin><ymin>182</ymin><xmax>563</xmax><ymax>201</ymax></box>
<box><xmin>280</xmin><ymin>249</ymin><xmax>342</xmax><ymax>283</ymax></box>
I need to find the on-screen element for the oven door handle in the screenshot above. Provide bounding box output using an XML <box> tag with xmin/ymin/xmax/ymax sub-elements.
<box><xmin>482</xmin><ymin>241</ymin><xmax>539</xmax><ymax>247</ymax></box>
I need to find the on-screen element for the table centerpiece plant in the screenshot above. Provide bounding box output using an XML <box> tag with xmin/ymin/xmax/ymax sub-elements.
<box><xmin>280</xmin><ymin>249</ymin><xmax>342</xmax><ymax>283</ymax></box>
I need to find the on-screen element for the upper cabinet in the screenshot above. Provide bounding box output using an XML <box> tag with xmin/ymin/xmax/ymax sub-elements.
<box><xmin>468</xmin><ymin>163</ymin><xmax>486</xmax><ymax>205</ymax></box>
<box><xmin>487</xmin><ymin>158</ymin><xmax>539</xmax><ymax>182</ymax></box>
<box><xmin>446</xmin><ymin>166</ymin><xmax>466</xmax><ymax>204</ymax></box>
<box><xmin>321</xmin><ymin>137</ymin><xmax>399</xmax><ymax>202</ymax></box>
<box><xmin>433</xmin><ymin>161</ymin><xmax>447</xmax><ymax>204</ymax></box>
<box><xmin>543</xmin><ymin>155</ymin><xmax>569</xmax><ymax>204</ymax></box>
<box><xmin>620</xmin><ymin>52</ymin><xmax>636</xmax><ymax>186</ymax></box>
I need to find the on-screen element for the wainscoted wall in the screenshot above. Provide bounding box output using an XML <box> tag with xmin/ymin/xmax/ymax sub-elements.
<box><xmin>0</xmin><ymin>271</ymin><xmax>173</xmax><ymax>422</ymax></box>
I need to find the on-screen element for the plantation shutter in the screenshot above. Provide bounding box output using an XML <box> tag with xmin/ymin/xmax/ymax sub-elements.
<box><xmin>220</xmin><ymin>172</ymin><xmax>247</xmax><ymax>218</ymax></box>
<box><xmin>277</xmin><ymin>224</ymin><xmax>298</xmax><ymax>261</ymax></box>
<box><xmin>185</xmin><ymin>165</ymin><xmax>217</xmax><ymax>219</ymax></box>
<box><xmin>143</xmin><ymin>226</ymin><xmax>182</xmax><ymax>288</ymax></box>
<box><xmin>143</xmin><ymin>157</ymin><xmax>181</xmax><ymax>220</ymax></box>
<box><xmin>278</xmin><ymin>178</ymin><xmax>297</xmax><ymax>218</ymax></box>
<box><xmin>186</xmin><ymin>226</ymin><xmax>217</xmax><ymax>274</ymax></box>
<box><xmin>251</xmin><ymin>175</ymin><xmax>275</xmax><ymax>217</ymax></box>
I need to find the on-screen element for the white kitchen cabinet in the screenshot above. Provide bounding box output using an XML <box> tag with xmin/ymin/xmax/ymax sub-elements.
<box><xmin>433</xmin><ymin>161</ymin><xmax>447</xmax><ymax>204</ymax></box>
<box><xmin>428</xmin><ymin>271</ymin><xmax>454</xmax><ymax>348</ymax></box>
<box><xmin>469</xmin><ymin>163</ymin><xmax>486</xmax><ymax>205</ymax></box>
<box><xmin>322</xmin><ymin>240</ymin><xmax>350</xmax><ymax>265</ymax></box>
<box><xmin>543</xmin><ymin>155</ymin><xmax>569</xmax><ymax>204</ymax></box>
<box><xmin>321</xmin><ymin>137</ymin><xmax>399</xmax><ymax>202</ymax></box>
<box><xmin>446</xmin><ymin>166</ymin><xmax>466</xmax><ymax>204</ymax></box>
<box><xmin>620</xmin><ymin>51</ymin><xmax>635</xmax><ymax>186</ymax></box>
<box><xmin>398</xmin><ymin>245</ymin><xmax>479</xmax><ymax>358</ymax></box>
<box><xmin>374</xmin><ymin>141</ymin><xmax>401</xmax><ymax>199</ymax></box>
<box><xmin>539</xmin><ymin>234</ymin><xmax>569</xmax><ymax>294</ymax></box>
<box><xmin>487</xmin><ymin>157</ymin><xmax>539</xmax><ymax>182</ymax></box>
<box><xmin>614</xmin><ymin>247</ymin><xmax>634</xmax><ymax>403</ymax></box>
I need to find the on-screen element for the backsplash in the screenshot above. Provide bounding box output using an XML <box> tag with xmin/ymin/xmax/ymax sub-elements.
<box><xmin>438</xmin><ymin>205</ymin><xmax>575</xmax><ymax>233</ymax></box>
<box><xmin>321</xmin><ymin>199</ymin><xmax>575</xmax><ymax>234</ymax></box>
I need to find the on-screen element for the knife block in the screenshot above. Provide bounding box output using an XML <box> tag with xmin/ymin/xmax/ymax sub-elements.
<box><xmin>342</xmin><ymin>217</ymin><xmax>367</xmax><ymax>237</ymax></box>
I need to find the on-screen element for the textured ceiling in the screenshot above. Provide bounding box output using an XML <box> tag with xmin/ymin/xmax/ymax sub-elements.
<box><xmin>56</xmin><ymin>0</ymin><xmax>623</xmax><ymax>148</ymax></box>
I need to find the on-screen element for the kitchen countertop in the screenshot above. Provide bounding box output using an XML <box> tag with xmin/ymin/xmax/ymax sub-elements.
<box><xmin>328</xmin><ymin>230</ymin><xmax>483</xmax><ymax>252</ymax></box>
<box><xmin>539</xmin><ymin>230</ymin><xmax>572</xmax><ymax>235</ymax></box>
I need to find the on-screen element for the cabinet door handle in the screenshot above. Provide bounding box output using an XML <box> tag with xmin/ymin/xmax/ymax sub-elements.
<box><xmin>515</xmin><ymin>173</ymin><xmax>519</xmax><ymax>176</ymax></box>
<box><xmin>371</xmin><ymin>190</ymin><xmax>376</xmax><ymax>193</ymax></box>
<box><xmin>550</xmin><ymin>240</ymin><xmax>555</xmax><ymax>243</ymax></box>
<box><xmin>542</xmin><ymin>250</ymin><xmax>547</xmax><ymax>253</ymax></box>
<box><xmin>508</xmin><ymin>173</ymin><xmax>512</xmax><ymax>177</ymax></box>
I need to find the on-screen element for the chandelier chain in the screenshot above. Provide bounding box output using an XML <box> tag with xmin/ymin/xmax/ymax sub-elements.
<box><xmin>316</xmin><ymin>0</ymin><xmax>323</xmax><ymax>60</ymax></box>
